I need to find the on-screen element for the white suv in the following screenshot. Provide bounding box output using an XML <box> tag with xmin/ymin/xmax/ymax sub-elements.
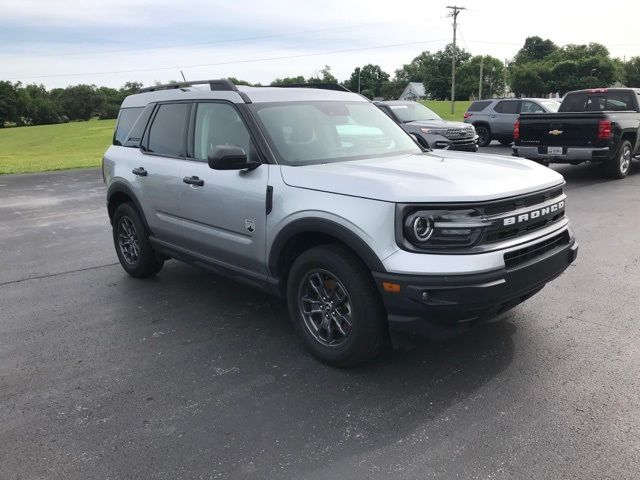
<box><xmin>103</xmin><ymin>80</ymin><xmax>578</xmax><ymax>366</ymax></box>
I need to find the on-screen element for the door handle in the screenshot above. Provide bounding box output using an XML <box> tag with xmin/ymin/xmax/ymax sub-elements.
<box><xmin>132</xmin><ymin>167</ymin><xmax>147</xmax><ymax>177</ymax></box>
<box><xmin>490</xmin><ymin>114</ymin><xmax>497</xmax><ymax>118</ymax></box>
<box><xmin>183</xmin><ymin>176</ymin><xmax>204</xmax><ymax>187</ymax></box>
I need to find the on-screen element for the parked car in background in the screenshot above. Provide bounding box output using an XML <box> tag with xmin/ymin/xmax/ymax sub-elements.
<box><xmin>513</xmin><ymin>88</ymin><xmax>640</xmax><ymax>178</ymax></box>
<box><xmin>376</xmin><ymin>101</ymin><xmax>478</xmax><ymax>152</ymax></box>
<box><xmin>464</xmin><ymin>98</ymin><xmax>561</xmax><ymax>147</ymax></box>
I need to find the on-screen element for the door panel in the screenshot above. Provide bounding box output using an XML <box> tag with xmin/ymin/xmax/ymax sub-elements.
<box><xmin>135</xmin><ymin>102</ymin><xmax>190</xmax><ymax>243</ymax></box>
<box><xmin>492</xmin><ymin>100</ymin><xmax>520</xmax><ymax>136</ymax></box>
<box><xmin>178</xmin><ymin>102</ymin><xmax>269</xmax><ymax>275</ymax></box>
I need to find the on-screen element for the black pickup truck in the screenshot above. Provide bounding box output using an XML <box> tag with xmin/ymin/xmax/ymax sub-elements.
<box><xmin>513</xmin><ymin>88</ymin><xmax>640</xmax><ymax>178</ymax></box>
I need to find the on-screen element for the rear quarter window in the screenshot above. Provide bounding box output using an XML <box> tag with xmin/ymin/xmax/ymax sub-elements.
<box><xmin>494</xmin><ymin>101</ymin><xmax>519</xmax><ymax>114</ymax></box>
<box><xmin>113</xmin><ymin>107</ymin><xmax>143</xmax><ymax>146</ymax></box>
<box><xmin>467</xmin><ymin>100</ymin><xmax>492</xmax><ymax>112</ymax></box>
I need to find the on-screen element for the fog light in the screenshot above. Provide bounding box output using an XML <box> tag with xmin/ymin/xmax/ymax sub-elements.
<box><xmin>421</xmin><ymin>291</ymin><xmax>429</xmax><ymax>303</ymax></box>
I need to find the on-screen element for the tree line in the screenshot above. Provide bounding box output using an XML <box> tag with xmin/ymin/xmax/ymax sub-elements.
<box><xmin>2</xmin><ymin>36</ymin><xmax>639</xmax><ymax>128</ymax></box>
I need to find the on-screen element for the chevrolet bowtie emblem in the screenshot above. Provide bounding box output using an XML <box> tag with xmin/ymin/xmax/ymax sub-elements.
<box><xmin>549</xmin><ymin>129</ymin><xmax>563</xmax><ymax>136</ymax></box>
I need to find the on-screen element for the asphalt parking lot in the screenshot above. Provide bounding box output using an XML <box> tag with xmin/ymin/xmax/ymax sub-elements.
<box><xmin>1</xmin><ymin>145</ymin><xmax>639</xmax><ymax>479</ymax></box>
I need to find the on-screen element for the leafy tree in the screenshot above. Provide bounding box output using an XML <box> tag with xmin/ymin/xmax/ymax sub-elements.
<box><xmin>394</xmin><ymin>44</ymin><xmax>471</xmax><ymax>100</ymax></box>
<box><xmin>270</xmin><ymin>76</ymin><xmax>306</xmax><ymax>86</ymax></box>
<box><xmin>513</xmin><ymin>37</ymin><xmax>557</xmax><ymax>64</ymax></box>
<box><xmin>21</xmin><ymin>84</ymin><xmax>61</xmax><ymax>125</ymax></box>
<box><xmin>227</xmin><ymin>77</ymin><xmax>252</xmax><ymax>86</ymax></box>
<box><xmin>380</xmin><ymin>80</ymin><xmax>407</xmax><ymax>100</ymax></box>
<box><xmin>624</xmin><ymin>57</ymin><xmax>640</xmax><ymax>87</ymax></box>
<box><xmin>456</xmin><ymin>55</ymin><xmax>505</xmax><ymax>99</ymax></box>
<box><xmin>52</xmin><ymin>84</ymin><xmax>104</xmax><ymax>120</ymax></box>
<box><xmin>0</xmin><ymin>81</ymin><xmax>21</xmax><ymax>126</ymax></box>
<box><xmin>510</xmin><ymin>63</ymin><xmax>547</xmax><ymax>96</ymax></box>
<box><xmin>347</xmin><ymin>64</ymin><xmax>389</xmax><ymax>97</ymax></box>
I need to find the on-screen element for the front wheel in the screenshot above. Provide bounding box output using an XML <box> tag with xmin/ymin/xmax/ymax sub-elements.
<box><xmin>286</xmin><ymin>244</ymin><xmax>388</xmax><ymax>367</ymax></box>
<box><xmin>604</xmin><ymin>140</ymin><xmax>633</xmax><ymax>179</ymax></box>
<box><xmin>112</xmin><ymin>203</ymin><xmax>164</xmax><ymax>277</ymax></box>
<box><xmin>475</xmin><ymin>125</ymin><xmax>491</xmax><ymax>147</ymax></box>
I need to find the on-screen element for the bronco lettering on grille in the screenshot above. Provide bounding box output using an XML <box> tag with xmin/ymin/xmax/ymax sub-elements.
<box><xmin>503</xmin><ymin>200</ymin><xmax>565</xmax><ymax>226</ymax></box>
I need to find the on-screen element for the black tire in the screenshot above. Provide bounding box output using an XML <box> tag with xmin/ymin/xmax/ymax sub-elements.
<box><xmin>604</xmin><ymin>140</ymin><xmax>633</xmax><ymax>179</ymax></box>
<box><xmin>499</xmin><ymin>139</ymin><xmax>513</xmax><ymax>146</ymax></box>
<box><xmin>475</xmin><ymin>125</ymin><xmax>491</xmax><ymax>147</ymax></box>
<box><xmin>286</xmin><ymin>244</ymin><xmax>388</xmax><ymax>367</ymax></box>
<box><xmin>112</xmin><ymin>202</ymin><xmax>164</xmax><ymax>278</ymax></box>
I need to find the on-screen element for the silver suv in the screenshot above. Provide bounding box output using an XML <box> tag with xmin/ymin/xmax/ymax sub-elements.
<box><xmin>104</xmin><ymin>79</ymin><xmax>577</xmax><ymax>366</ymax></box>
<box><xmin>464</xmin><ymin>98</ymin><xmax>560</xmax><ymax>147</ymax></box>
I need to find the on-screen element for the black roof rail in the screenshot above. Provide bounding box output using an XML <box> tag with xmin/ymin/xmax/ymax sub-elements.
<box><xmin>274</xmin><ymin>83</ymin><xmax>352</xmax><ymax>93</ymax></box>
<box><xmin>138</xmin><ymin>78</ymin><xmax>239</xmax><ymax>93</ymax></box>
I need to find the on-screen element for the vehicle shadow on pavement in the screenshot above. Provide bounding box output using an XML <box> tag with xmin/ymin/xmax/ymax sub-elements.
<box><xmin>106</xmin><ymin>261</ymin><xmax>518</xmax><ymax>479</ymax></box>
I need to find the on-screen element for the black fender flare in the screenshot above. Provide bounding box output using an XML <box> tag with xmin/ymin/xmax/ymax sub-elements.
<box><xmin>106</xmin><ymin>181</ymin><xmax>151</xmax><ymax>232</ymax></box>
<box><xmin>268</xmin><ymin>217</ymin><xmax>386</xmax><ymax>276</ymax></box>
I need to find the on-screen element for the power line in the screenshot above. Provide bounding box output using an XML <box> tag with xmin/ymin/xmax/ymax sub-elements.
<box><xmin>3</xmin><ymin>22</ymin><xmax>386</xmax><ymax>60</ymax></box>
<box><xmin>7</xmin><ymin>38</ymin><xmax>449</xmax><ymax>81</ymax></box>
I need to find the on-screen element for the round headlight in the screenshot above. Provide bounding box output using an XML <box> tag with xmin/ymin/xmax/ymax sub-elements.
<box><xmin>412</xmin><ymin>216</ymin><xmax>433</xmax><ymax>241</ymax></box>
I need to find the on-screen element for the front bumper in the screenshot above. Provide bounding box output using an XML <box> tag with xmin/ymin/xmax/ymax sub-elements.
<box><xmin>422</xmin><ymin>132</ymin><xmax>478</xmax><ymax>151</ymax></box>
<box><xmin>373</xmin><ymin>235</ymin><xmax>578</xmax><ymax>339</ymax></box>
<box><xmin>513</xmin><ymin>145</ymin><xmax>610</xmax><ymax>163</ymax></box>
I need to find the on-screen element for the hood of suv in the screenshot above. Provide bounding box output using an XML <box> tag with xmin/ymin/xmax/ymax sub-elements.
<box><xmin>404</xmin><ymin>119</ymin><xmax>470</xmax><ymax>130</ymax></box>
<box><xmin>280</xmin><ymin>150</ymin><xmax>564</xmax><ymax>203</ymax></box>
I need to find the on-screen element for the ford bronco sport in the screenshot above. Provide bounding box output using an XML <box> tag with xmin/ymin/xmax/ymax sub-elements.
<box><xmin>104</xmin><ymin>79</ymin><xmax>578</xmax><ymax>367</ymax></box>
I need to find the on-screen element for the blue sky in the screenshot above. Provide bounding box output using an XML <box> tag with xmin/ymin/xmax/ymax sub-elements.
<box><xmin>2</xmin><ymin>0</ymin><xmax>639</xmax><ymax>88</ymax></box>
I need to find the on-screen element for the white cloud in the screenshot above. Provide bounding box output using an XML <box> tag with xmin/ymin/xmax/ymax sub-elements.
<box><xmin>2</xmin><ymin>0</ymin><xmax>639</xmax><ymax>88</ymax></box>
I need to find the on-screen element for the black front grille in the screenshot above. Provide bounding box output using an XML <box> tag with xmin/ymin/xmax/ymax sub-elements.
<box><xmin>480</xmin><ymin>187</ymin><xmax>565</xmax><ymax>244</ymax></box>
<box><xmin>504</xmin><ymin>231</ymin><xmax>570</xmax><ymax>269</ymax></box>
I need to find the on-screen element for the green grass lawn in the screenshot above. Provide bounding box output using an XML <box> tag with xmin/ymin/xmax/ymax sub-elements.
<box><xmin>0</xmin><ymin>103</ymin><xmax>471</xmax><ymax>175</ymax></box>
<box><xmin>420</xmin><ymin>100</ymin><xmax>472</xmax><ymax>122</ymax></box>
<box><xmin>0</xmin><ymin>119</ymin><xmax>116</xmax><ymax>175</ymax></box>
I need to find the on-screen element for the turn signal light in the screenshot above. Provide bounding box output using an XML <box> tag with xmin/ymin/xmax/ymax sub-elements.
<box><xmin>382</xmin><ymin>282</ymin><xmax>401</xmax><ymax>293</ymax></box>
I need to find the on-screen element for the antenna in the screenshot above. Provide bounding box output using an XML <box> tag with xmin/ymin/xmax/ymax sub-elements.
<box><xmin>180</xmin><ymin>70</ymin><xmax>187</xmax><ymax>82</ymax></box>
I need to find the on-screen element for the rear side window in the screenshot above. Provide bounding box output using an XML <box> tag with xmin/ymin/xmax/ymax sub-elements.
<box><xmin>468</xmin><ymin>100</ymin><xmax>492</xmax><ymax>112</ymax></box>
<box><xmin>494</xmin><ymin>101</ymin><xmax>519</xmax><ymax>114</ymax></box>
<box><xmin>560</xmin><ymin>91</ymin><xmax>636</xmax><ymax>112</ymax></box>
<box><xmin>113</xmin><ymin>107</ymin><xmax>143</xmax><ymax>145</ymax></box>
<box><xmin>147</xmin><ymin>103</ymin><xmax>190</xmax><ymax>157</ymax></box>
<box><xmin>520</xmin><ymin>101</ymin><xmax>545</xmax><ymax>114</ymax></box>
<box><xmin>123</xmin><ymin>104</ymin><xmax>155</xmax><ymax>148</ymax></box>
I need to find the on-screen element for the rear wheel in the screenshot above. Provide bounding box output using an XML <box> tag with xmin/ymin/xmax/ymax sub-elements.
<box><xmin>286</xmin><ymin>244</ymin><xmax>387</xmax><ymax>367</ymax></box>
<box><xmin>475</xmin><ymin>125</ymin><xmax>491</xmax><ymax>147</ymax></box>
<box><xmin>604</xmin><ymin>140</ymin><xmax>633</xmax><ymax>179</ymax></box>
<box><xmin>112</xmin><ymin>203</ymin><xmax>164</xmax><ymax>277</ymax></box>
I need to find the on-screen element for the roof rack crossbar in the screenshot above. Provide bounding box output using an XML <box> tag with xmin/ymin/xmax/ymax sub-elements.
<box><xmin>138</xmin><ymin>78</ymin><xmax>239</xmax><ymax>93</ymax></box>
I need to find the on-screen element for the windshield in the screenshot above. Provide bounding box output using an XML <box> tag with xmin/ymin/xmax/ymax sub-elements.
<box><xmin>538</xmin><ymin>100</ymin><xmax>560</xmax><ymax>112</ymax></box>
<box><xmin>388</xmin><ymin>102</ymin><xmax>442</xmax><ymax>122</ymax></box>
<box><xmin>252</xmin><ymin>101</ymin><xmax>421</xmax><ymax>165</ymax></box>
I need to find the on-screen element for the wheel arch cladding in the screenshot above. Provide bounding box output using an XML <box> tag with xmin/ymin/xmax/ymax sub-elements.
<box><xmin>106</xmin><ymin>182</ymin><xmax>150</xmax><ymax>232</ymax></box>
<box><xmin>269</xmin><ymin>218</ymin><xmax>386</xmax><ymax>284</ymax></box>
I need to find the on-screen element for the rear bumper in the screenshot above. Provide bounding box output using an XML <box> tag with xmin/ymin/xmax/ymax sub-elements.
<box><xmin>513</xmin><ymin>145</ymin><xmax>610</xmax><ymax>162</ymax></box>
<box><xmin>373</xmin><ymin>235</ymin><xmax>578</xmax><ymax>339</ymax></box>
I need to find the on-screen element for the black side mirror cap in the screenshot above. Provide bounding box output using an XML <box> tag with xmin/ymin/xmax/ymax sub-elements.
<box><xmin>208</xmin><ymin>145</ymin><xmax>260</xmax><ymax>170</ymax></box>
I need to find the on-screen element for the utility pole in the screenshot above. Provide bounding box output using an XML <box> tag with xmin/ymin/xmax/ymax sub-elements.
<box><xmin>478</xmin><ymin>56</ymin><xmax>484</xmax><ymax>100</ymax></box>
<box><xmin>447</xmin><ymin>5</ymin><xmax>465</xmax><ymax>114</ymax></box>
<box><xmin>504</xmin><ymin>58</ymin><xmax>508</xmax><ymax>97</ymax></box>
<box><xmin>357</xmin><ymin>67</ymin><xmax>361</xmax><ymax>93</ymax></box>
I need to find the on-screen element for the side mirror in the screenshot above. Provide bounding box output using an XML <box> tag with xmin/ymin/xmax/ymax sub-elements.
<box><xmin>208</xmin><ymin>145</ymin><xmax>260</xmax><ymax>170</ymax></box>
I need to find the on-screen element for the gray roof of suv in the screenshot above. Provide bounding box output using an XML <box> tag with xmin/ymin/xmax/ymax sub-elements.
<box><xmin>121</xmin><ymin>85</ymin><xmax>367</xmax><ymax>108</ymax></box>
